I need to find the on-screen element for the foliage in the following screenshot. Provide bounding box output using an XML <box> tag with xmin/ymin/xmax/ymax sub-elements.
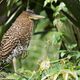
<box><xmin>0</xmin><ymin>0</ymin><xmax>80</xmax><ymax>80</ymax></box>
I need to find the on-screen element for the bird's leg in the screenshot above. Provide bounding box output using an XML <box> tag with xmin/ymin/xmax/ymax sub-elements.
<box><xmin>6</xmin><ymin>44</ymin><xmax>26</xmax><ymax>73</ymax></box>
<box><xmin>12</xmin><ymin>57</ymin><xmax>17</xmax><ymax>73</ymax></box>
<box><xmin>12</xmin><ymin>42</ymin><xmax>24</xmax><ymax>71</ymax></box>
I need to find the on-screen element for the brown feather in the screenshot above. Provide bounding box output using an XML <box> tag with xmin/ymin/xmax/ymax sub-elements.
<box><xmin>0</xmin><ymin>11</ymin><xmax>34</xmax><ymax>62</ymax></box>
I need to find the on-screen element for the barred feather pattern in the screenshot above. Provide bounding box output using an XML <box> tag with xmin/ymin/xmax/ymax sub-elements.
<box><xmin>0</xmin><ymin>11</ymin><xmax>34</xmax><ymax>63</ymax></box>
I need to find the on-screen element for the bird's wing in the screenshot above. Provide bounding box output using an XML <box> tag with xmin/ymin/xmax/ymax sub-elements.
<box><xmin>0</xmin><ymin>34</ymin><xmax>19</xmax><ymax>58</ymax></box>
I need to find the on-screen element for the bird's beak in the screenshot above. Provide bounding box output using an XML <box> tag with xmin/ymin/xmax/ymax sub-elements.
<box><xmin>29</xmin><ymin>14</ymin><xmax>45</xmax><ymax>20</ymax></box>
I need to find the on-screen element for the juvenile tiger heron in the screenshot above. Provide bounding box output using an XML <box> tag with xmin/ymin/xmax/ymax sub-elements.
<box><xmin>0</xmin><ymin>10</ymin><xmax>44</xmax><ymax>72</ymax></box>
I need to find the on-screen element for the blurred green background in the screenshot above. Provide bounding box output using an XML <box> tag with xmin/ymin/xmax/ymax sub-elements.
<box><xmin>0</xmin><ymin>0</ymin><xmax>80</xmax><ymax>80</ymax></box>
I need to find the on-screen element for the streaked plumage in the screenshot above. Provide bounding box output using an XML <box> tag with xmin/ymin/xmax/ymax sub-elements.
<box><xmin>0</xmin><ymin>11</ymin><xmax>34</xmax><ymax>63</ymax></box>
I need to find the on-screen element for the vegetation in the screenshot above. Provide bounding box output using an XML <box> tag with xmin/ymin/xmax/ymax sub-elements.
<box><xmin>0</xmin><ymin>0</ymin><xmax>80</xmax><ymax>80</ymax></box>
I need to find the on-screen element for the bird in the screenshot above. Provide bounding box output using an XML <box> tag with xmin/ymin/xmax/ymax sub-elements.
<box><xmin>0</xmin><ymin>10</ymin><xmax>44</xmax><ymax>72</ymax></box>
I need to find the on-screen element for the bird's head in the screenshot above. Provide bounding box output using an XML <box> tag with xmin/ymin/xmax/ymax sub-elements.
<box><xmin>26</xmin><ymin>9</ymin><xmax>45</xmax><ymax>20</ymax></box>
